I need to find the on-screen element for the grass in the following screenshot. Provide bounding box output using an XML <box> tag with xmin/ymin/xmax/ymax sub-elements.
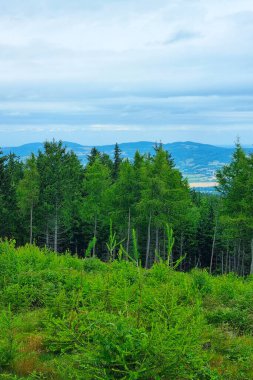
<box><xmin>0</xmin><ymin>240</ymin><xmax>252</xmax><ymax>379</ymax></box>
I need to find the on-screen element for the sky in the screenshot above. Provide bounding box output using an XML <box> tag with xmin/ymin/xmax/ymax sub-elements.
<box><xmin>0</xmin><ymin>0</ymin><xmax>253</xmax><ymax>146</ymax></box>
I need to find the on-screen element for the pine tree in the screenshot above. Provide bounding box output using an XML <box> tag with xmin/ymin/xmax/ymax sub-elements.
<box><xmin>217</xmin><ymin>143</ymin><xmax>253</xmax><ymax>274</ymax></box>
<box><xmin>0</xmin><ymin>153</ymin><xmax>23</xmax><ymax>241</ymax></box>
<box><xmin>37</xmin><ymin>141</ymin><xmax>83</xmax><ymax>252</ymax></box>
<box><xmin>113</xmin><ymin>143</ymin><xmax>122</xmax><ymax>180</ymax></box>
<box><xmin>83</xmin><ymin>158</ymin><xmax>111</xmax><ymax>257</ymax></box>
<box><xmin>87</xmin><ymin>147</ymin><xmax>100</xmax><ymax>166</ymax></box>
<box><xmin>136</xmin><ymin>146</ymin><xmax>195</xmax><ymax>268</ymax></box>
<box><xmin>17</xmin><ymin>154</ymin><xmax>40</xmax><ymax>244</ymax></box>
<box><xmin>109</xmin><ymin>160</ymin><xmax>139</xmax><ymax>255</ymax></box>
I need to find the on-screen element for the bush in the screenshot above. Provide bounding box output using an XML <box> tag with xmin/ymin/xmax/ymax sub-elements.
<box><xmin>0</xmin><ymin>243</ymin><xmax>252</xmax><ymax>379</ymax></box>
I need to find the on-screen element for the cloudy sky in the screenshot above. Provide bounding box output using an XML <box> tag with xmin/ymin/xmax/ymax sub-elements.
<box><xmin>1</xmin><ymin>0</ymin><xmax>253</xmax><ymax>146</ymax></box>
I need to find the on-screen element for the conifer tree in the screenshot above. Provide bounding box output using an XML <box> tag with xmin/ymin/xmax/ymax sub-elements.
<box><xmin>217</xmin><ymin>143</ymin><xmax>253</xmax><ymax>274</ymax></box>
<box><xmin>87</xmin><ymin>147</ymin><xmax>100</xmax><ymax>166</ymax></box>
<box><xmin>17</xmin><ymin>154</ymin><xmax>40</xmax><ymax>244</ymax></box>
<box><xmin>113</xmin><ymin>143</ymin><xmax>122</xmax><ymax>180</ymax></box>
<box><xmin>37</xmin><ymin>141</ymin><xmax>83</xmax><ymax>251</ymax></box>
<box><xmin>83</xmin><ymin>158</ymin><xmax>111</xmax><ymax>257</ymax></box>
<box><xmin>109</xmin><ymin>160</ymin><xmax>139</xmax><ymax>254</ymax></box>
<box><xmin>0</xmin><ymin>153</ymin><xmax>23</xmax><ymax>240</ymax></box>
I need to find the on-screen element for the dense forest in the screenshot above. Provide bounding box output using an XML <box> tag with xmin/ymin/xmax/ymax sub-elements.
<box><xmin>0</xmin><ymin>141</ymin><xmax>253</xmax><ymax>379</ymax></box>
<box><xmin>0</xmin><ymin>140</ymin><xmax>252</xmax><ymax>275</ymax></box>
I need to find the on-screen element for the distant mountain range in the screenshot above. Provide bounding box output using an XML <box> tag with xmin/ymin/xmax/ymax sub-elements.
<box><xmin>2</xmin><ymin>141</ymin><xmax>253</xmax><ymax>187</ymax></box>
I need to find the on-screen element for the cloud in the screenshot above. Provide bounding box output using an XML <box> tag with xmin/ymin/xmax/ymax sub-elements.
<box><xmin>163</xmin><ymin>31</ymin><xmax>202</xmax><ymax>45</ymax></box>
<box><xmin>1</xmin><ymin>0</ymin><xmax>253</xmax><ymax>145</ymax></box>
<box><xmin>0</xmin><ymin>0</ymin><xmax>253</xmax><ymax>89</ymax></box>
<box><xmin>90</xmin><ymin>124</ymin><xmax>142</xmax><ymax>132</ymax></box>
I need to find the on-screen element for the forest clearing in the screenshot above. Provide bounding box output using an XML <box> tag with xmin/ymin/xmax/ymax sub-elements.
<box><xmin>0</xmin><ymin>241</ymin><xmax>252</xmax><ymax>379</ymax></box>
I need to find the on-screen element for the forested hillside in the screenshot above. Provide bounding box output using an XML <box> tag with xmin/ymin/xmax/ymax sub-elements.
<box><xmin>0</xmin><ymin>140</ymin><xmax>253</xmax><ymax>274</ymax></box>
<box><xmin>3</xmin><ymin>141</ymin><xmax>253</xmax><ymax>184</ymax></box>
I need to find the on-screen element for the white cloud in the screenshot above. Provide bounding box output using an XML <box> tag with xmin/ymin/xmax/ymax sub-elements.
<box><xmin>0</xmin><ymin>0</ymin><xmax>253</xmax><ymax>89</ymax></box>
<box><xmin>90</xmin><ymin>124</ymin><xmax>142</xmax><ymax>132</ymax></box>
<box><xmin>1</xmin><ymin>1</ymin><xmax>253</xmax><ymax>145</ymax></box>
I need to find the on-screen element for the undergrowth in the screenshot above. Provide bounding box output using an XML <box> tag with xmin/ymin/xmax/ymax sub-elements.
<box><xmin>0</xmin><ymin>241</ymin><xmax>252</xmax><ymax>379</ymax></box>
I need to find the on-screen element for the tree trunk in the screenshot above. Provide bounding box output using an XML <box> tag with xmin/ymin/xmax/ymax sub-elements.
<box><xmin>195</xmin><ymin>257</ymin><xmax>200</xmax><ymax>268</ymax></box>
<box><xmin>155</xmin><ymin>228</ymin><xmax>159</xmax><ymax>262</ymax></box>
<box><xmin>237</xmin><ymin>240</ymin><xmax>241</xmax><ymax>275</ymax></box>
<box><xmin>54</xmin><ymin>207</ymin><xmax>58</xmax><ymax>252</ymax></box>
<box><xmin>180</xmin><ymin>232</ymin><xmax>184</xmax><ymax>271</ymax></box>
<box><xmin>93</xmin><ymin>214</ymin><xmax>97</xmax><ymax>257</ymax></box>
<box><xmin>250</xmin><ymin>238</ymin><xmax>253</xmax><ymax>275</ymax></box>
<box><xmin>126</xmin><ymin>208</ymin><xmax>131</xmax><ymax>259</ymax></box>
<box><xmin>233</xmin><ymin>244</ymin><xmax>237</xmax><ymax>273</ymax></box>
<box><xmin>163</xmin><ymin>229</ymin><xmax>166</xmax><ymax>260</ymax></box>
<box><xmin>209</xmin><ymin>219</ymin><xmax>218</xmax><ymax>274</ymax></box>
<box><xmin>46</xmin><ymin>224</ymin><xmax>49</xmax><ymax>248</ymax></box>
<box><xmin>241</xmin><ymin>246</ymin><xmax>245</xmax><ymax>276</ymax></box>
<box><xmin>145</xmin><ymin>213</ymin><xmax>152</xmax><ymax>269</ymax></box>
<box><xmin>225</xmin><ymin>242</ymin><xmax>229</xmax><ymax>274</ymax></box>
<box><xmin>29</xmin><ymin>203</ymin><xmax>33</xmax><ymax>244</ymax></box>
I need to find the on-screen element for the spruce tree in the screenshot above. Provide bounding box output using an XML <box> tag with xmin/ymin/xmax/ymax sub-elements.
<box><xmin>113</xmin><ymin>143</ymin><xmax>122</xmax><ymax>180</ymax></box>
<box><xmin>217</xmin><ymin>143</ymin><xmax>253</xmax><ymax>274</ymax></box>
<box><xmin>17</xmin><ymin>154</ymin><xmax>40</xmax><ymax>244</ymax></box>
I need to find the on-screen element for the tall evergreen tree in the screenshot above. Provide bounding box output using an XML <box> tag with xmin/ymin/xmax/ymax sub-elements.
<box><xmin>113</xmin><ymin>143</ymin><xmax>122</xmax><ymax>180</ymax></box>
<box><xmin>0</xmin><ymin>153</ymin><xmax>23</xmax><ymax>240</ymax></box>
<box><xmin>83</xmin><ymin>158</ymin><xmax>111</xmax><ymax>257</ymax></box>
<box><xmin>109</xmin><ymin>160</ymin><xmax>139</xmax><ymax>255</ymax></box>
<box><xmin>87</xmin><ymin>147</ymin><xmax>101</xmax><ymax>166</ymax></box>
<box><xmin>17</xmin><ymin>154</ymin><xmax>40</xmax><ymax>244</ymax></box>
<box><xmin>217</xmin><ymin>143</ymin><xmax>253</xmax><ymax>274</ymax></box>
<box><xmin>37</xmin><ymin>141</ymin><xmax>83</xmax><ymax>252</ymax></box>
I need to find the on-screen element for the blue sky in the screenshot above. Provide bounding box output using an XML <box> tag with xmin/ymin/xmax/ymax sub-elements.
<box><xmin>0</xmin><ymin>0</ymin><xmax>253</xmax><ymax>146</ymax></box>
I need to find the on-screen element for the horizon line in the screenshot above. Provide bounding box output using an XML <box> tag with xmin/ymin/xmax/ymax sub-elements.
<box><xmin>2</xmin><ymin>139</ymin><xmax>247</xmax><ymax>150</ymax></box>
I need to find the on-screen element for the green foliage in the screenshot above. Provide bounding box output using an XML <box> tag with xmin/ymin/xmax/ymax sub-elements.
<box><xmin>217</xmin><ymin>142</ymin><xmax>253</xmax><ymax>274</ymax></box>
<box><xmin>84</xmin><ymin>237</ymin><xmax>97</xmax><ymax>258</ymax></box>
<box><xmin>0</xmin><ymin>308</ymin><xmax>18</xmax><ymax>370</ymax></box>
<box><xmin>106</xmin><ymin>219</ymin><xmax>124</xmax><ymax>261</ymax></box>
<box><xmin>0</xmin><ymin>241</ymin><xmax>251</xmax><ymax>379</ymax></box>
<box><xmin>1</xmin><ymin>140</ymin><xmax>253</xmax><ymax>276</ymax></box>
<box><xmin>2</xmin><ymin>140</ymin><xmax>253</xmax><ymax>380</ymax></box>
<box><xmin>132</xmin><ymin>228</ymin><xmax>139</xmax><ymax>265</ymax></box>
<box><xmin>166</xmin><ymin>223</ymin><xmax>175</xmax><ymax>266</ymax></box>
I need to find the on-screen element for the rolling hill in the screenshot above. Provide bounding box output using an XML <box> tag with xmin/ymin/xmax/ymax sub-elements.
<box><xmin>2</xmin><ymin>141</ymin><xmax>253</xmax><ymax>187</ymax></box>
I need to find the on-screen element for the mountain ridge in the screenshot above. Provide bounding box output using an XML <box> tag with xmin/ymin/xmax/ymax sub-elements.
<box><xmin>2</xmin><ymin>141</ymin><xmax>253</xmax><ymax>185</ymax></box>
